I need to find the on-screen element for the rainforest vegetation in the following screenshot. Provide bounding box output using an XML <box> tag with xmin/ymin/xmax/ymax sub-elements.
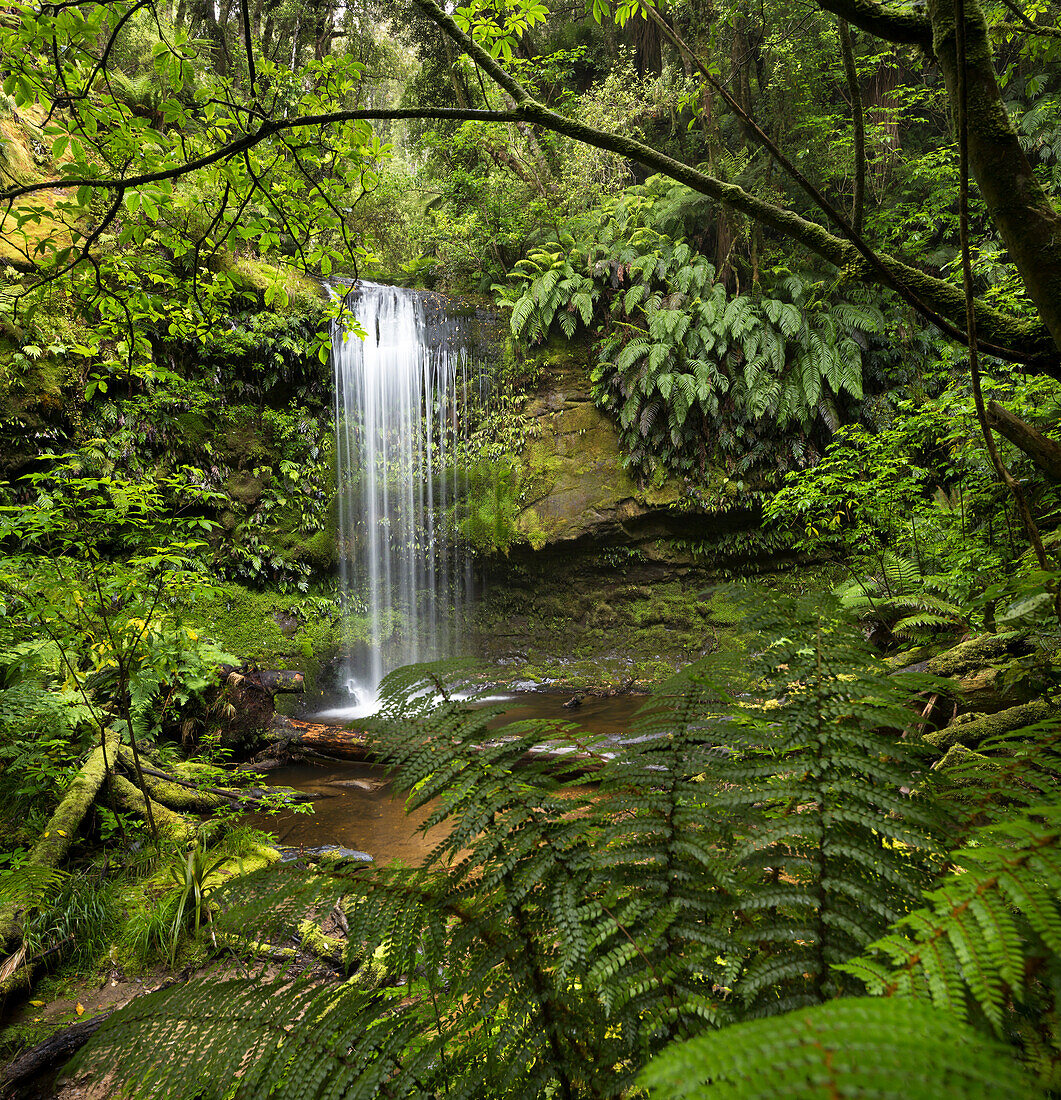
<box><xmin>1</xmin><ymin>0</ymin><xmax>1061</xmax><ymax>1095</ymax></box>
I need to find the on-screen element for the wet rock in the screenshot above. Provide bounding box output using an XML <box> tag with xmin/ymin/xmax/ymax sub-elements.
<box><xmin>278</xmin><ymin>845</ymin><xmax>373</xmax><ymax>865</ymax></box>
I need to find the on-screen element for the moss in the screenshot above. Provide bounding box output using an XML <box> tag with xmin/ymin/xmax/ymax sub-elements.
<box><xmin>179</xmin><ymin>582</ymin><xmax>343</xmax><ymax>689</ymax></box>
<box><xmin>930</xmin><ymin>743</ymin><xmax>1002</xmax><ymax>796</ymax></box>
<box><xmin>222</xmin><ymin>410</ymin><xmax>274</xmax><ymax>470</ymax></box>
<box><xmin>474</xmin><ymin>550</ymin><xmax>842</xmax><ymax>692</ymax></box>
<box><xmin>225</xmin><ymin>470</ymin><xmax>269</xmax><ymax>509</ymax></box>
<box><xmin>221</xmin><ymin>254</ymin><xmax>327</xmax><ymax>312</ymax></box>
<box><xmin>926</xmin><ymin>631</ymin><xmax>1030</xmax><ymax>678</ymax></box>
<box><xmin>205</xmin><ymin>843</ymin><xmax>280</xmax><ymax>887</ymax></box>
<box><xmin>287</xmin><ymin>521</ymin><xmax>339</xmax><ymax>572</ymax></box>
<box><xmin>111</xmin><ymin>774</ymin><xmax>195</xmax><ymax>848</ymax></box>
<box><xmin>923</xmin><ymin>699</ymin><xmax>1058</xmax><ymax>751</ymax></box>
<box><xmin>297</xmin><ymin>919</ymin><xmax>345</xmax><ymax>965</ymax></box>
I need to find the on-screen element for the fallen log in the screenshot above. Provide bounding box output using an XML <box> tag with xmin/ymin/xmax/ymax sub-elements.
<box><xmin>266</xmin><ymin>715</ymin><xmax>374</xmax><ymax>761</ymax></box>
<box><xmin>215</xmin><ymin>934</ymin><xmax>296</xmax><ymax>962</ymax></box>
<box><xmin>0</xmin><ymin>729</ymin><xmax>118</xmax><ymax>950</ymax></box>
<box><xmin>116</xmin><ymin>749</ymin><xmax>319</xmax><ymax>812</ymax></box>
<box><xmin>924</xmin><ymin>631</ymin><xmax>1034</xmax><ymax>678</ymax></box>
<box><xmin>263</xmin><ymin>715</ymin><xmax>607</xmax><ymax>775</ymax></box>
<box><xmin>297</xmin><ymin>919</ymin><xmax>345</xmax><ymax>966</ymax></box>
<box><xmin>118</xmin><ymin>748</ymin><xmax>234</xmax><ymax>811</ymax></box>
<box><xmin>0</xmin><ymin>978</ymin><xmax>183</xmax><ymax>1093</ymax></box>
<box><xmin>109</xmin><ymin>774</ymin><xmax>195</xmax><ymax>847</ymax></box>
<box><xmin>924</xmin><ymin>698</ymin><xmax>1059</xmax><ymax>751</ymax></box>
<box><xmin>0</xmin><ymin>1007</ymin><xmax>113</xmax><ymax>1093</ymax></box>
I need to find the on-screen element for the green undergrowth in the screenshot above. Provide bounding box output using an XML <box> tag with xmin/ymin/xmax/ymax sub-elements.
<box><xmin>0</xmin><ymin>821</ymin><xmax>289</xmax><ymax>1060</ymax></box>
<box><xmin>178</xmin><ymin>583</ymin><xmax>349</xmax><ymax>688</ymax></box>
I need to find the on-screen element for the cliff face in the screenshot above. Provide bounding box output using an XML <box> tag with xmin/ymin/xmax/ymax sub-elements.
<box><xmin>510</xmin><ymin>358</ymin><xmax>759</xmax><ymax>562</ymax></box>
<box><xmin>516</xmin><ymin>370</ymin><xmax>681</xmax><ymax>543</ymax></box>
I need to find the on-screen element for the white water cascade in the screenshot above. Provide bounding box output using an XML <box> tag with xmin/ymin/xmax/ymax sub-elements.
<box><xmin>331</xmin><ymin>283</ymin><xmax>481</xmax><ymax>716</ymax></box>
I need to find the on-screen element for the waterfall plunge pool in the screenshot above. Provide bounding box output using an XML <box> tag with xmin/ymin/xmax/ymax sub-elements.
<box><xmin>248</xmin><ymin>691</ymin><xmax>648</xmax><ymax>862</ymax></box>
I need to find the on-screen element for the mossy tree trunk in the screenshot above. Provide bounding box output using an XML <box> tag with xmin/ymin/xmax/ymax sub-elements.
<box><xmin>0</xmin><ymin>729</ymin><xmax>118</xmax><ymax>951</ymax></box>
<box><xmin>926</xmin><ymin>0</ymin><xmax>1061</xmax><ymax>355</ymax></box>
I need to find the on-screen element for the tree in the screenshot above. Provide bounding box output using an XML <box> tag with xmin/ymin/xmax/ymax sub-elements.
<box><xmin>0</xmin><ymin>0</ymin><xmax>1058</xmax><ymax>368</ymax></box>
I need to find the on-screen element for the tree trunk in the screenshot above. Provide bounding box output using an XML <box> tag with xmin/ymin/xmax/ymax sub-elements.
<box><xmin>264</xmin><ymin>715</ymin><xmax>606</xmax><ymax>774</ymax></box>
<box><xmin>837</xmin><ymin>18</ymin><xmax>866</xmax><ymax>233</ymax></box>
<box><xmin>926</xmin><ymin>0</ymin><xmax>1061</xmax><ymax>354</ymax></box>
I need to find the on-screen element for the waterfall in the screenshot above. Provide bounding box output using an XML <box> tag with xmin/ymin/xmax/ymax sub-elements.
<box><xmin>332</xmin><ymin>283</ymin><xmax>480</xmax><ymax>715</ymax></box>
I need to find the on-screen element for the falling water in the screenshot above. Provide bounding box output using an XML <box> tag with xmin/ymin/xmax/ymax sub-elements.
<box><xmin>332</xmin><ymin>283</ymin><xmax>480</xmax><ymax>715</ymax></box>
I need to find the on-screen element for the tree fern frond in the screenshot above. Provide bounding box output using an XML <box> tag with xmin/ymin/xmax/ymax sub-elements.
<box><xmin>844</xmin><ymin>802</ymin><xmax>1061</xmax><ymax>1073</ymax></box>
<box><xmin>640</xmin><ymin>997</ymin><xmax>1040</xmax><ymax>1100</ymax></box>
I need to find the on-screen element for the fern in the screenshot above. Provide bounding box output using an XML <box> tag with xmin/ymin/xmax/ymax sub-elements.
<box><xmin>61</xmin><ymin>601</ymin><xmax>1001</xmax><ymax>1099</ymax></box>
<box><xmin>640</xmin><ymin>996</ymin><xmax>1041</xmax><ymax>1100</ymax></box>
<box><xmin>497</xmin><ymin>190</ymin><xmax>887</xmax><ymax>487</ymax></box>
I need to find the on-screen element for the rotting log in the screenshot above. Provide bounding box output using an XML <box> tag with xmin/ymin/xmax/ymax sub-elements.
<box><xmin>0</xmin><ymin>730</ymin><xmax>118</xmax><ymax>950</ymax></box>
<box><xmin>924</xmin><ymin>698</ymin><xmax>1059</xmax><ymax>751</ymax></box>
<box><xmin>0</xmin><ymin>1008</ymin><xmax>113</xmax><ymax>1091</ymax></box>
<box><xmin>259</xmin><ymin>670</ymin><xmax>305</xmax><ymax>694</ymax></box>
<box><xmin>118</xmin><ymin>747</ymin><xmax>233</xmax><ymax>811</ymax></box>
<box><xmin>297</xmin><ymin>919</ymin><xmax>345</xmax><ymax>966</ymax></box>
<box><xmin>987</xmin><ymin>400</ymin><xmax>1061</xmax><ymax>481</ymax></box>
<box><xmin>109</xmin><ymin>774</ymin><xmax>195</xmax><ymax>847</ymax></box>
<box><xmin>266</xmin><ymin>715</ymin><xmax>375</xmax><ymax>761</ymax></box>
<box><xmin>0</xmin><ymin>977</ymin><xmax>183</xmax><ymax>1092</ymax></box>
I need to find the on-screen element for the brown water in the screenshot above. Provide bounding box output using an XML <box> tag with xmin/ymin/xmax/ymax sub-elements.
<box><xmin>250</xmin><ymin>693</ymin><xmax>648</xmax><ymax>863</ymax></box>
<box><xmin>244</xmin><ymin>761</ymin><xmax>448</xmax><ymax>864</ymax></box>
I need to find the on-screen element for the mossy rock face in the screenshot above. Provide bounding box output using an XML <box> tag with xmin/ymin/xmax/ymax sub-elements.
<box><xmin>226</xmin><ymin>471</ymin><xmax>270</xmax><ymax>508</ymax></box>
<box><xmin>179</xmin><ymin>583</ymin><xmax>344</xmax><ymax>691</ymax></box>
<box><xmin>514</xmin><ymin>364</ymin><xmax>686</xmax><ymax>546</ymax></box>
<box><xmin>216</xmin><ymin>253</ymin><xmax>328</xmax><ymax>312</ymax></box>
<box><xmin>506</xmin><ymin>349</ymin><xmax>764</xmax><ymax>558</ymax></box>
<box><xmin>473</xmin><ymin>544</ymin><xmax>841</xmax><ymax>692</ymax></box>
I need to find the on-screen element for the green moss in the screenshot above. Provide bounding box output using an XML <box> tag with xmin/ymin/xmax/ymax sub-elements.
<box><xmin>220</xmin><ymin>254</ymin><xmax>327</xmax><ymax>312</ymax></box>
<box><xmin>226</xmin><ymin>471</ymin><xmax>269</xmax><ymax>508</ymax></box>
<box><xmin>179</xmin><ymin>583</ymin><xmax>343</xmax><ymax>689</ymax></box>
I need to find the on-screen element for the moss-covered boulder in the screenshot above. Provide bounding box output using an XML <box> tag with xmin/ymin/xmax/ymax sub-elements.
<box><xmin>513</xmin><ymin>358</ymin><xmax>695</xmax><ymax>547</ymax></box>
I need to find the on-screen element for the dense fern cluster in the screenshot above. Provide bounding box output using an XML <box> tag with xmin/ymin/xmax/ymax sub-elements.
<box><xmin>496</xmin><ymin>181</ymin><xmax>891</xmax><ymax>488</ymax></box>
<box><xmin>65</xmin><ymin>596</ymin><xmax>1061</xmax><ymax>1098</ymax></box>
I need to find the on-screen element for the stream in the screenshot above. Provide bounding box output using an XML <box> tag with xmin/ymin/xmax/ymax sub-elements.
<box><xmin>247</xmin><ymin>692</ymin><xmax>647</xmax><ymax>862</ymax></box>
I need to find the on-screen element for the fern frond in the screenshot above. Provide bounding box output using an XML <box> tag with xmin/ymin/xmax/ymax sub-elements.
<box><xmin>844</xmin><ymin>802</ymin><xmax>1061</xmax><ymax>1076</ymax></box>
<box><xmin>640</xmin><ymin>997</ymin><xmax>1040</xmax><ymax>1100</ymax></box>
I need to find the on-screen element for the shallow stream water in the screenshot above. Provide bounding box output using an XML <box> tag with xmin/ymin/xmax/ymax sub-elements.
<box><xmin>248</xmin><ymin>692</ymin><xmax>647</xmax><ymax>863</ymax></box>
